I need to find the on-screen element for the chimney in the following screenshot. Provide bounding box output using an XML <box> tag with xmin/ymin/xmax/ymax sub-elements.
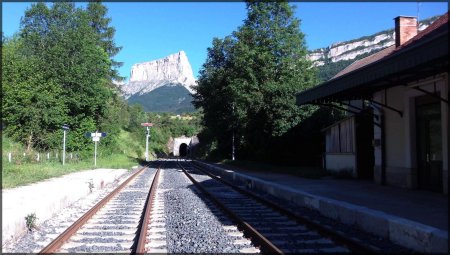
<box><xmin>395</xmin><ymin>16</ymin><xmax>418</xmax><ymax>47</ymax></box>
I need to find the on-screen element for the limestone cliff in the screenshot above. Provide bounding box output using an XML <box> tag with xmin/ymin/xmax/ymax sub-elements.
<box><xmin>307</xmin><ymin>17</ymin><xmax>437</xmax><ymax>67</ymax></box>
<box><xmin>121</xmin><ymin>51</ymin><xmax>196</xmax><ymax>99</ymax></box>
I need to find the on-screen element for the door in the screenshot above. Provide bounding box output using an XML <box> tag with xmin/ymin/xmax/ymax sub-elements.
<box><xmin>416</xmin><ymin>95</ymin><xmax>443</xmax><ymax>192</ymax></box>
<box><xmin>356</xmin><ymin>109</ymin><xmax>374</xmax><ymax>179</ymax></box>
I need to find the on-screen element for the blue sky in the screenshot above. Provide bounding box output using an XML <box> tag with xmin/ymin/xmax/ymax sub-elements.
<box><xmin>2</xmin><ymin>2</ymin><xmax>448</xmax><ymax>81</ymax></box>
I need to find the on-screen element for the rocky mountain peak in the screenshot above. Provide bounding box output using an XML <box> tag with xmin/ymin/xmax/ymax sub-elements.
<box><xmin>121</xmin><ymin>51</ymin><xmax>196</xmax><ymax>99</ymax></box>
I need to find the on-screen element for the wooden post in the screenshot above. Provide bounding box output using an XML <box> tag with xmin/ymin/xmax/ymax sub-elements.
<box><xmin>8</xmin><ymin>152</ymin><xmax>12</xmax><ymax>163</ymax></box>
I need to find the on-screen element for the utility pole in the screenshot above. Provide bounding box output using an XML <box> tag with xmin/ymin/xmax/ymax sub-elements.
<box><xmin>141</xmin><ymin>123</ymin><xmax>154</xmax><ymax>161</ymax></box>
<box><xmin>61</xmin><ymin>124</ymin><xmax>70</xmax><ymax>165</ymax></box>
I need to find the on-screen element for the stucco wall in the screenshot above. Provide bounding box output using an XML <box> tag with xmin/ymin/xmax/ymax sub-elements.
<box><xmin>325</xmin><ymin>153</ymin><xmax>356</xmax><ymax>177</ymax></box>
<box><xmin>384</xmin><ymin>86</ymin><xmax>407</xmax><ymax>167</ymax></box>
<box><xmin>373</xmin><ymin>75</ymin><xmax>449</xmax><ymax>193</ymax></box>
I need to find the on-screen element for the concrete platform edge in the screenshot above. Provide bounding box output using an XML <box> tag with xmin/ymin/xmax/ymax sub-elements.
<box><xmin>193</xmin><ymin>160</ymin><xmax>448</xmax><ymax>253</ymax></box>
<box><xmin>1</xmin><ymin>168</ymin><xmax>132</xmax><ymax>248</ymax></box>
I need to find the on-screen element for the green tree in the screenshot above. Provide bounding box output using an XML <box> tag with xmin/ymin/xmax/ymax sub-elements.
<box><xmin>194</xmin><ymin>1</ymin><xmax>317</xmax><ymax>160</ymax></box>
<box><xmin>86</xmin><ymin>1</ymin><xmax>124</xmax><ymax>82</ymax></box>
<box><xmin>193</xmin><ymin>36</ymin><xmax>237</xmax><ymax>157</ymax></box>
<box><xmin>2</xmin><ymin>36</ymin><xmax>68</xmax><ymax>150</ymax></box>
<box><xmin>2</xmin><ymin>2</ymin><xmax>118</xmax><ymax>152</ymax></box>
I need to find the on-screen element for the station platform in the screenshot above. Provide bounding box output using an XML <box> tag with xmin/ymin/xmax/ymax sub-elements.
<box><xmin>193</xmin><ymin>160</ymin><xmax>448</xmax><ymax>254</ymax></box>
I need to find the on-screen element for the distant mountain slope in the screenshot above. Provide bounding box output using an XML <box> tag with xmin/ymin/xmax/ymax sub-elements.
<box><xmin>309</xmin><ymin>15</ymin><xmax>440</xmax><ymax>82</ymax></box>
<box><xmin>127</xmin><ymin>84</ymin><xmax>195</xmax><ymax>113</ymax></box>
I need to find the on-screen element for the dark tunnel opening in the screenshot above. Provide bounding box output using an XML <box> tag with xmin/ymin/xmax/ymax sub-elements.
<box><xmin>179</xmin><ymin>143</ymin><xmax>188</xmax><ymax>157</ymax></box>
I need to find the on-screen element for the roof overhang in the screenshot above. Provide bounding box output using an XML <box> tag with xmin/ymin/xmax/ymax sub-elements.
<box><xmin>296</xmin><ymin>25</ymin><xmax>448</xmax><ymax>105</ymax></box>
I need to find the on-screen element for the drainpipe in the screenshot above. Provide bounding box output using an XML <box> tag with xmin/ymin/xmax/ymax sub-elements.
<box><xmin>371</xmin><ymin>103</ymin><xmax>386</xmax><ymax>186</ymax></box>
<box><xmin>380</xmin><ymin>112</ymin><xmax>386</xmax><ymax>186</ymax></box>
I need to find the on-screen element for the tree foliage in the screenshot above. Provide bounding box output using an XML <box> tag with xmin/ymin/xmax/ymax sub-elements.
<box><xmin>193</xmin><ymin>1</ymin><xmax>318</xmax><ymax>160</ymax></box>
<box><xmin>2</xmin><ymin>36</ymin><xmax>68</xmax><ymax>150</ymax></box>
<box><xmin>86</xmin><ymin>1</ymin><xmax>124</xmax><ymax>82</ymax></box>
<box><xmin>2</xmin><ymin>2</ymin><xmax>122</xmax><ymax>153</ymax></box>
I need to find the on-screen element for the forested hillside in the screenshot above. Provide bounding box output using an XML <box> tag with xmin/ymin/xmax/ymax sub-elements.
<box><xmin>315</xmin><ymin>50</ymin><xmax>383</xmax><ymax>82</ymax></box>
<box><xmin>127</xmin><ymin>84</ymin><xmax>196</xmax><ymax>113</ymax></box>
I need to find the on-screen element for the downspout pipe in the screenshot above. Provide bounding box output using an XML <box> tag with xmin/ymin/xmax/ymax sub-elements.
<box><xmin>370</xmin><ymin>103</ymin><xmax>387</xmax><ymax>186</ymax></box>
<box><xmin>380</xmin><ymin>112</ymin><xmax>386</xmax><ymax>186</ymax></box>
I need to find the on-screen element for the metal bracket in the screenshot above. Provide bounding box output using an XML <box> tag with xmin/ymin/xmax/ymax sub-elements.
<box><xmin>312</xmin><ymin>102</ymin><xmax>360</xmax><ymax>115</ymax></box>
<box><xmin>367</xmin><ymin>99</ymin><xmax>403</xmax><ymax>117</ymax></box>
<box><xmin>338</xmin><ymin>101</ymin><xmax>364</xmax><ymax>112</ymax></box>
<box><xmin>411</xmin><ymin>86</ymin><xmax>449</xmax><ymax>104</ymax></box>
<box><xmin>312</xmin><ymin>102</ymin><xmax>381</xmax><ymax>128</ymax></box>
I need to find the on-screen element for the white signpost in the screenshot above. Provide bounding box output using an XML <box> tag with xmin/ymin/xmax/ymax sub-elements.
<box><xmin>85</xmin><ymin>131</ymin><xmax>107</xmax><ymax>166</ymax></box>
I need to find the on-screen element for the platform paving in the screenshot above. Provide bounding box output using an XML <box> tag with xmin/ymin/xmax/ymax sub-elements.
<box><xmin>194</xmin><ymin>160</ymin><xmax>448</xmax><ymax>253</ymax></box>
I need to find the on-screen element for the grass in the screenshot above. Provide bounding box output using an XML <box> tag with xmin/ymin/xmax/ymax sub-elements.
<box><xmin>219</xmin><ymin>159</ymin><xmax>328</xmax><ymax>179</ymax></box>
<box><xmin>2</xmin><ymin>132</ymin><xmax>141</xmax><ymax>189</ymax></box>
<box><xmin>2</xmin><ymin>153</ymin><xmax>139</xmax><ymax>189</ymax></box>
<box><xmin>117</xmin><ymin>129</ymin><xmax>144</xmax><ymax>159</ymax></box>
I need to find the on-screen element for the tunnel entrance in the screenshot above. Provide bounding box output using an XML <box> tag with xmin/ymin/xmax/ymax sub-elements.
<box><xmin>179</xmin><ymin>143</ymin><xmax>188</xmax><ymax>157</ymax></box>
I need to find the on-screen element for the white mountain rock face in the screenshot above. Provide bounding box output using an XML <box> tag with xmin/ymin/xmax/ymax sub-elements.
<box><xmin>307</xmin><ymin>20</ymin><xmax>433</xmax><ymax>67</ymax></box>
<box><xmin>121</xmin><ymin>51</ymin><xmax>196</xmax><ymax>99</ymax></box>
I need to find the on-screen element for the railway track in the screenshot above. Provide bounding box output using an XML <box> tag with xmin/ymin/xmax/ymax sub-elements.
<box><xmin>39</xmin><ymin>162</ymin><xmax>162</xmax><ymax>253</ymax></box>
<box><xmin>177</xmin><ymin>159</ymin><xmax>378</xmax><ymax>254</ymax></box>
<box><xmin>34</xmin><ymin>158</ymin><xmax>382</xmax><ymax>254</ymax></box>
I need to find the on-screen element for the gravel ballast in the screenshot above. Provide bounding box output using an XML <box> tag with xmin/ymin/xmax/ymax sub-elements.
<box><xmin>159</xmin><ymin>162</ymin><xmax>253</xmax><ymax>253</ymax></box>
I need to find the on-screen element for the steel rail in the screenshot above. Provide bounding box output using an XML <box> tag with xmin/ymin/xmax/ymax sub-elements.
<box><xmin>39</xmin><ymin>163</ymin><xmax>153</xmax><ymax>253</ymax></box>
<box><xmin>190</xmin><ymin>160</ymin><xmax>379</xmax><ymax>255</ymax></box>
<box><xmin>134</xmin><ymin>165</ymin><xmax>162</xmax><ymax>254</ymax></box>
<box><xmin>177</xmin><ymin>161</ymin><xmax>283</xmax><ymax>255</ymax></box>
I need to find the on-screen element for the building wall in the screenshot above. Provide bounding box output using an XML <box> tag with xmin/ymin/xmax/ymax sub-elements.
<box><xmin>373</xmin><ymin>74</ymin><xmax>449</xmax><ymax>194</ymax></box>
<box><xmin>323</xmin><ymin>117</ymin><xmax>357</xmax><ymax>177</ymax></box>
<box><xmin>325</xmin><ymin>154</ymin><xmax>356</xmax><ymax>176</ymax></box>
<box><xmin>441</xmin><ymin>77</ymin><xmax>449</xmax><ymax>194</ymax></box>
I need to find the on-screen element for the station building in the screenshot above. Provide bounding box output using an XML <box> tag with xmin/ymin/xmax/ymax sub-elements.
<box><xmin>296</xmin><ymin>13</ymin><xmax>448</xmax><ymax>194</ymax></box>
